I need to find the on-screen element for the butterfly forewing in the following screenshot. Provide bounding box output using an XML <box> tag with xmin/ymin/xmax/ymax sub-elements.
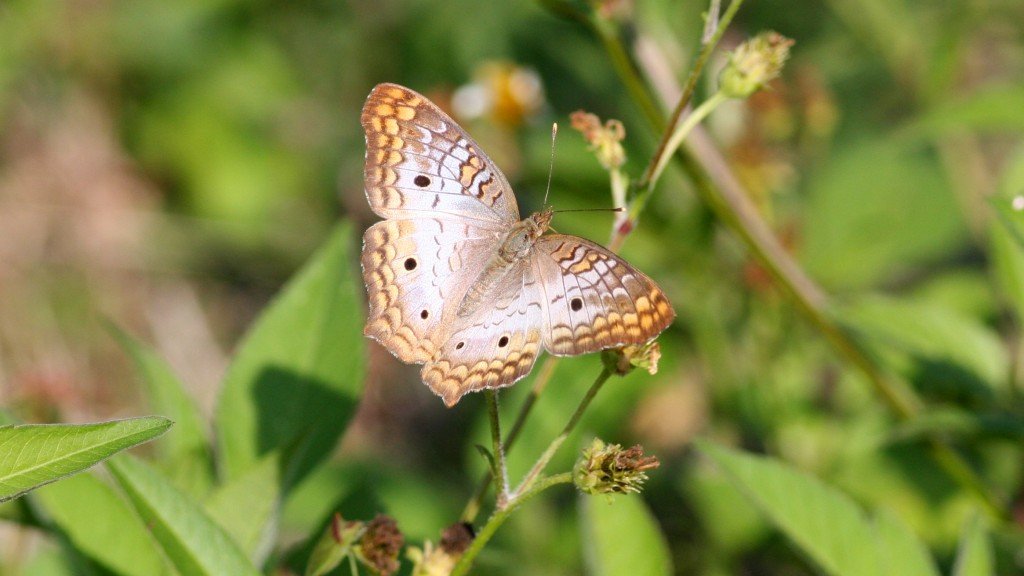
<box><xmin>362</xmin><ymin>83</ymin><xmax>520</xmax><ymax>223</ymax></box>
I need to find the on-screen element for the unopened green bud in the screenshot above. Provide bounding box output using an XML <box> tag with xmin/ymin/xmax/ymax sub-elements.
<box><xmin>720</xmin><ymin>31</ymin><xmax>794</xmax><ymax>99</ymax></box>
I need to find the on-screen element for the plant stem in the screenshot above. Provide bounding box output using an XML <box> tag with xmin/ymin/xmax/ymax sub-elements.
<box><xmin>450</xmin><ymin>473</ymin><xmax>573</xmax><ymax>576</ymax></box>
<box><xmin>609</xmin><ymin>4</ymin><xmax>1007</xmax><ymax>519</ymax></box>
<box><xmin>460</xmin><ymin>356</ymin><xmax>561</xmax><ymax>522</ymax></box>
<box><xmin>638</xmin><ymin>93</ymin><xmax>729</xmax><ymax>207</ymax></box>
<box><xmin>588</xmin><ymin>15</ymin><xmax>664</xmax><ymax>131</ymax></box>
<box><xmin>513</xmin><ymin>367</ymin><xmax>612</xmax><ymax>497</ymax></box>
<box><xmin>485</xmin><ymin>390</ymin><xmax>510</xmax><ymax>509</ymax></box>
<box><xmin>636</xmin><ymin>0</ymin><xmax>745</xmax><ymax>192</ymax></box>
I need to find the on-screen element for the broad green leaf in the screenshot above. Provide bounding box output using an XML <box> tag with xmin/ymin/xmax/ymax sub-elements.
<box><xmin>579</xmin><ymin>494</ymin><xmax>672</xmax><ymax>576</ymax></box>
<box><xmin>204</xmin><ymin>451</ymin><xmax>282</xmax><ymax>563</ymax></box>
<box><xmin>698</xmin><ymin>440</ymin><xmax>938</xmax><ymax>576</ymax></box>
<box><xmin>802</xmin><ymin>138</ymin><xmax>965</xmax><ymax>289</ymax></box>
<box><xmin>910</xmin><ymin>84</ymin><xmax>1024</xmax><ymax>137</ymax></box>
<box><xmin>990</xmin><ymin>195</ymin><xmax>1024</xmax><ymax>250</ymax></box>
<box><xmin>893</xmin><ymin>407</ymin><xmax>1024</xmax><ymax>442</ymax></box>
<box><xmin>874</xmin><ymin>510</ymin><xmax>941</xmax><ymax>576</ymax></box>
<box><xmin>988</xmin><ymin>146</ymin><xmax>1024</xmax><ymax>318</ymax></box>
<box><xmin>952</xmin><ymin>516</ymin><xmax>994</xmax><ymax>576</ymax></box>
<box><xmin>107</xmin><ymin>454</ymin><xmax>260</xmax><ymax>576</ymax></box>
<box><xmin>34</xmin><ymin>472</ymin><xmax>169</xmax><ymax>576</ymax></box>
<box><xmin>990</xmin><ymin>216</ymin><xmax>1024</xmax><ymax>316</ymax></box>
<box><xmin>216</xmin><ymin>222</ymin><xmax>365</xmax><ymax>485</ymax></box>
<box><xmin>110</xmin><ymin>324</ymin><xmax>214</xmax><ymax>496</ymax></box>
<box><xmin>0</xmin><ymin>417</ymin><xmax>172</xmax><ymax>502</ymax></box>
<box><xmin>685</xmin><ymin>465</ymin><xmax>769</xmax><ymax>555</ymax></box>
<box><xmin>836</xmin><ymin>295</ymin><xmax>1006</xmax><ymax>400</ymax></box>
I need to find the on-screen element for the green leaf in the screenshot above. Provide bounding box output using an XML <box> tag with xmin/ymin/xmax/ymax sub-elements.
<box><xmin>952</xmin><ymin>515</ymin><xmax>994</xmax><ymax>576</ymax></box>
<box><xmin>33</xmin><ymin>472</ymin><xmax>170</xmax><ymax>576</ymax></box>
<box><xmin>802</xmin><ymin>138</ymin><xmax>966</xmax><ymax>289</ymax></box>
<box><xmin>204</xmin><ymin>451</ymin><xmax>282</xmax><ymax>563</ymax></box>
<box><xmin>990</xmin><ymin>194</ymin><xmax>1024</xmax><ymax>250</ymax></box>
<box><xmin>698</xmin><ymin>440</ymin><xmax>939</xmax><ymax>576</ymax></box>
<box><xmin>579</xmin><ymin>494</ymin><xmax>672</xmax><ymax>576</ymax></box>
<box><xmin>107</xmin><ymin>454</ymin><xmax>261</xmax><ymax>576</ymax></box>
<box><xmin>0</xmin><ymin>417</ymin><xmax>172</xmax><ymax>502</ymax></box>
<box><xmin>215</xmin><ymin>222</ymin><xmax>365</xmax><ymax>486</ymax></box>
<box><xmin>873</xmin><ymin>510</ymin><xmax>941</xmax><ymax>576</ymax></box>
<box><xmin>836</xmin><ymin>295</ymin><xmax>1007</xmax><ymax>401</ymax></box>
<box><xmin>988</xmin><ymin>146</ymin><xmax>1024</xmax><ymax>319</ymax></box>
<box><xmin>910</xmin><ymin>83</ymin><xmax>1024</xmax><ymax>137</ymax></box>
<box><xmin>305</xmin><ymin>513</ymin><xmax>365</xmax><ymax>576</ymax></box>
<box><xmin>110</xmin><ymin>324</ymin><xmax>214</xmax><ymax>496</ymax></box>
<box><xmin>892</xmin><ymin>407</ymin><xmax>1024</xmax><ymax>442</ymax></box>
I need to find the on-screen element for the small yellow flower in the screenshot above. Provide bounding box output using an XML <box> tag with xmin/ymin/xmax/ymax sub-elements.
<box><xmin>409</xmin><ymin>522</ymin><xmax>475</xmax><ymax>576</ymax></box>
<box><xmin>719</xmin><ymin>31</ymin><xmax>795</xmax><ymax>99</ymax></box>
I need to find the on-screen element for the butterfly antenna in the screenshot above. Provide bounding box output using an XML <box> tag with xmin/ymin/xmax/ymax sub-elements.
<box><xmin>542</xmin><ymin>122</ymin><xmax>557</xmax><ymax>208</ymax></box>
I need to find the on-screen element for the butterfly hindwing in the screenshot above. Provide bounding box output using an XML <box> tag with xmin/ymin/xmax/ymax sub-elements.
<box><xmin>361</xmin><ymin>217</ymin><xmax>498</xmax><ymax>364</ymax></box>
<box><xmin>421</xmin><ymin>260</ymin><xmax>545</xmax><ymax>406</ymax></box>
<box><xmin>532</xmin><ymin>235</ymin><xmax>675</xmax><ymax>356</ymax></box>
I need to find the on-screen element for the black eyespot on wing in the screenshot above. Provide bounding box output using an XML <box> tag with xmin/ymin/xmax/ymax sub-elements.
<box><xmin>420</xmin><ymin>310</ymin><xmax>429</xmax><ymax>319</ymax></box>
<box><xmin>456</xmin><ymin>342</ymin><xmax>465</xmax><ymax>350</ymax></box>
<box><xmin>404</xmin><ymin>257</ymin><xmax>417</xmax><ymax>271</ymax></box>
<box><xmin>498</xmin><ymin>336</ymin><xmax>509</xmax><ymax>347</ymax></box>
<box><xmin>414</xmin><ymin>175</ymin><xmax>431</xmax><ymax>187</ymax></box>
<box><xmin>570</xmin><ymin>298</ymin><xmax>583</xmax><ymax>312</ymax></box>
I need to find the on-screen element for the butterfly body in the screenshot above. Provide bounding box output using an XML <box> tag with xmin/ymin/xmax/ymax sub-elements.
<box><xmin>360</xmin><ymin>83</ymin><xmax>674</xmax><ymax>407</ymax></box>
<box><xmin>458</xmin><ymin>209</ymin><xmax>552</xmax><ymax>319</ymax></box>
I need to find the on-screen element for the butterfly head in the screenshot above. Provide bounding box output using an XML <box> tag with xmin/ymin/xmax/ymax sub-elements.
<box><xmin>500</xmin><ymin>209</ymin><xmax>554</xmax><ymax>261</ymax></box>
<box><xmin>529</xmin><ymin>207</ymin><xmax>554</xmax><ymax>234</ymax></box>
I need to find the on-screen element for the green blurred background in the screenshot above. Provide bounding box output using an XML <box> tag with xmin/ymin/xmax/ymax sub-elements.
<box><xmin>2</xmin><ymin>0</ymin><xmax>1024</xmax><ymax>574</ymax></box>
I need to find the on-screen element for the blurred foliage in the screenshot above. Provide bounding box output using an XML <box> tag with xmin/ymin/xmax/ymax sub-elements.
<box><xmin>1</xmin><ymin>0</ymin><xmax>1024</xmax><ymax>574</ymax></box>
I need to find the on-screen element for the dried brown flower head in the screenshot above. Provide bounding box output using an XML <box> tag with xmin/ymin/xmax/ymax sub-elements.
<box><xmin>574</xmin><ymin>438</ymin><xmax>660</xmax><ymax>495</ymax></box>
<box><xmin>357</xmin><ymin>514</ymin><xmax>404</xmax><ymax>576</ymax></box>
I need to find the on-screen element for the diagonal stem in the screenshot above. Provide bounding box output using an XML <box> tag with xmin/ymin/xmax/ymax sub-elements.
<box><xmin>460</xmin><ymin>356</ymin><xmax>560</xmax><ymax>522</ymax></box>
<box><xmin>636</xmin><ymin>0</ymin><xmax>743</xmax><ymax>192</ymax></box>
<box><xmin>484</xmin><ymin>390</ymin><xmax>510</xmax><ymax>509</ymax></box>
<box><xmin>450</xmin><ymin>473</ymin><xmax>573</xmax><ymax>576</ymax></box>
<box><xmin>512</xmin><ymin>367</ymin><xmax>612</xmax><ymax>497</ymax></box>
<box><xmin>595</xmin><ymin>2</ymin><xmax>1006</xmax><ymax>520</ymax></box>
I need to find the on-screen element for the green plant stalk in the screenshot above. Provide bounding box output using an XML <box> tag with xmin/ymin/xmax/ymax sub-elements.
<box><xmin>625</xmin><ymin>90</ymin><xmax>729</xmax><ymax>236</ymax></box>
<box><xmin>588</xmin><ymin>14</ymin><xmax>665</xmax><ymax>133</ymax></box>
<box><xmin>450</xmin><ymin>473</ymin><xmax>573</xmax><ymax>576</ymax></box>
<box><xmin>485</xmin><ymin>390</ymin><xmax>511</xmax><ymax>509</ymax></box>
<box><xmin>460</xmin><ymin>357</ymin><xmax>561</xmax><ymax>522</ymax></box>
<box><xmin>590</xmin><ymin>3</ymin><xmax>1008</xmax><ymax>520</ymax></box>
<box><xmin>636</xmin><ymin>0</ymin><xmax>744</xmax><ymax>191</ymax></box>
<box><xmin>927</xmin><ymin>438</ymin><xmax>1006</xmax><ymax>520</ymax></box>
<box><xmin>512</xmin><ymin>367</ymin><xmax>612</xmax><ymax>498</ymax></box>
